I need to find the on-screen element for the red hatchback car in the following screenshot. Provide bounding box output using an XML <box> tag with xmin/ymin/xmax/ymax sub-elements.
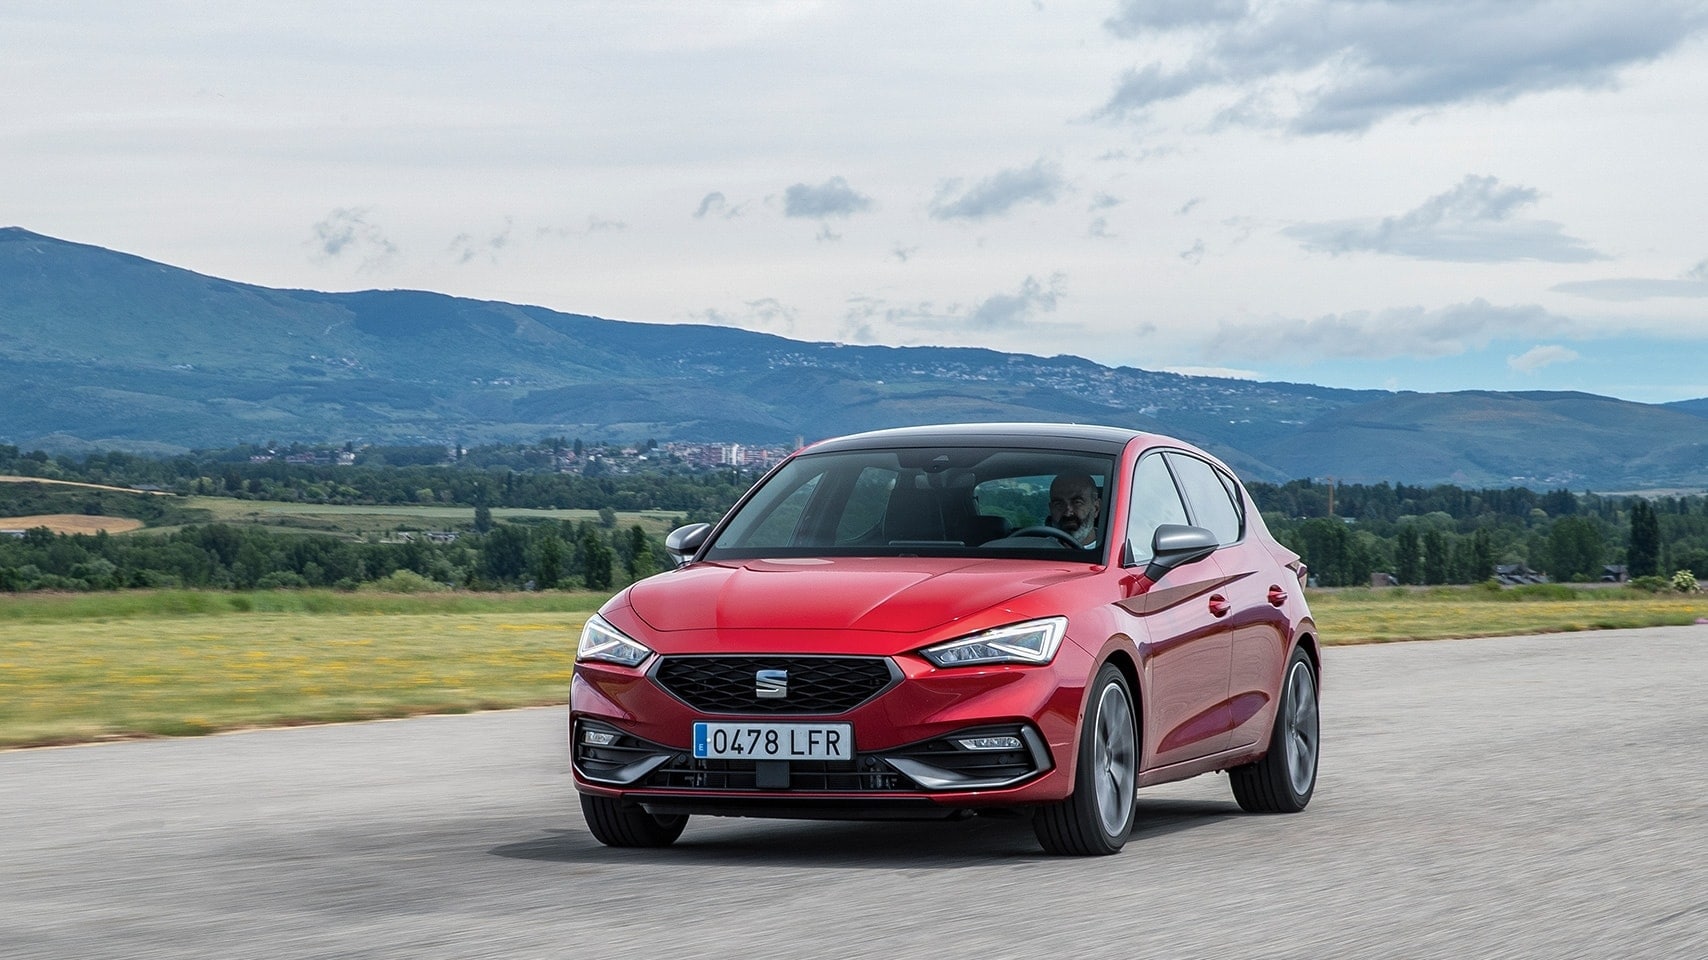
<box><xmin>570</xmin><ymin>423</ymin><xmax>1320</xmax><ymax>855</ymax></box>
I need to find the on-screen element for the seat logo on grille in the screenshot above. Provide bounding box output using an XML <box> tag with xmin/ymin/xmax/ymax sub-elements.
<box><xmin>755</xmin><ymin>668</ymin><xmax>788</xmax><ymax>699</ymax></box>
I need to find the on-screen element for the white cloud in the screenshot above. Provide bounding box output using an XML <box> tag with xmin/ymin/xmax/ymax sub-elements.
<box><xmin>1106</xmin><ymin>0</ymin><xmax>1249</xmax><ymax>36</ymax></box>
<box><xmin>1285</xmin><ymin>175</ymin><xmax>1603</xmax><ymax>263</ymax></box>
<box><xmin>1211</xmin><ymin>299</ymin><xmax>1582</xmax><ymax>362</ymax></box>
<box><xmin>690</xmin><ymin>191</ymin><xmax>744</xmax><ymax>220</ymax></box>
<box><xmin>1099</xmin><ymin>0</ymin><xmax>1708</xmax><ymax>134</ymax></box>
<box><xmin>1508</xmin><ymin>344</ymin><xmax>1581</xmax><ymax>373</ymax></box>
<box><xmin>310</xmin><ymin>208</ymin><xmax>397</xmax><ymax>271</ymax></box>
<box><xmin>449</xmin><ymin>218</ymin><xmax>518</xmax><ymax>264</ymax></box>
<box><xmin>783</xmin><ymin>176</ymin><xmax>873</xmax><ymax>219</ymax></box>
<box><xmin>966</xmin><ymin>274</ymin><xmax>1065</xmax><ymax>329</ymax></box>
<box><xmin>1162</xmin><ymin>365</ymin><xmax>1264</xmax><ymax>381</ymax></box>
<box><xmin>930</xmin><ymin>160</ymin><xmax>1067</xmax><ymax>221</ymax></box>
<box><xmin>841</xmin><ymin>274</ymin><xmax>1069</xmax><ymax>336</ymax></box>
<box><xmin>1553</xmin><ymin>259</ymin><xmax>1708</xmax><ymax>300</ymax></box>
<box><xmin>692</xmin><ymin>297</ymin><xmax>797</xmax><ymax>334</ymax></box>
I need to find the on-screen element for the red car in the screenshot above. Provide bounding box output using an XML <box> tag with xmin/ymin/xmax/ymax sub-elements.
<box><xmin>570</xmin><ymin>423</ymin><xmax>1320</xmax><ymax>855</ymax></box>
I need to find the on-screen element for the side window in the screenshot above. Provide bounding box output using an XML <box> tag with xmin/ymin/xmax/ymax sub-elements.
<box><xmin>1126</xmin><ymin>454</ymin><xmax>1190</xmax><ymax>563</ymax></box>
<box><xmin>834</xmin><ymin>467</ymin><xmax>898</xmax><ymax>544</ymax></box>
<box><xmin>1165</xmin><ymin>453</ymin><xmax>1243</xmax><ymax>545</ymax></box>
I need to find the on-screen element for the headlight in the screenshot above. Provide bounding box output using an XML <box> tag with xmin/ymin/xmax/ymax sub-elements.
<box><xmin>576</xmin><ymin>614</ymin><xmax>653</xmax><ymax>667</ymax></box>
<box><xmin>920</xmin><ymin>617</ymin><xmax>1067</xmax><ymax>668</ymax></box>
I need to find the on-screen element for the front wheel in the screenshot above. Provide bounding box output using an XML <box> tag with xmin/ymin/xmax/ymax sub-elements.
<box><xmin>581</xmin><ymin>793</ymin><xmax>688</xmax><ymax>847</ymax></box>
<box><xmin>1229</xmin><ymin>647</ymin><xmax>1319</xmax><ymax>813</ymax></box>
<box><xmin>1034</xmin><ymin>664</ymin><xmax>1138</xmax><ymax>855</ymax></box>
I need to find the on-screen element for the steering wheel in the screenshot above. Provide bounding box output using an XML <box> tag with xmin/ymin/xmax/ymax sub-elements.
<box><xmin>1009</xmin><ymin>525</ymin><xmax>1086</xmax><ymax>549</ymax></box>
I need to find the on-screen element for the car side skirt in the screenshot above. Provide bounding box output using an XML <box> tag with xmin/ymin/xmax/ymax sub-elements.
<box><xmin>1137</xmin><ymin>743</ymin><xmax>1268</xmax><ymax>788</ymax></box>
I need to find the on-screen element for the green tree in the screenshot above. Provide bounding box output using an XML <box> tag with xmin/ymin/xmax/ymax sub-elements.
<box><xmin>473</xmin><ymin>502</ymin><xmax>493</xmax><ymax>534</ymax></box>
<box><xmin>1547</xmin><ymin>517</ymin><xmax>1605</xmax><ymax>582</ymax></box>
<box><xmin>1292</xmin><ymin>518</ymin><xmax>1371</xmax><ymax>587</ymax></box>
<box><xmin>622</xmin><ymin>525</ymin><xmax>657</xmax><ymax>582</ymax></box>
<box><xmin>480</xmin><ymin>525</ymin><xmax>531</xmax><ymax>583</ymax></box>
<box><xmin>1469</xmin><ymin>528</ymin><xmax>1495</xmax><ymax>582</ymax></box>
<box><xmin>1628</xmin><ymin>499</ymin><xmax>1661</xmax><ymax>578</ymax></box>
<box><xmin>580</xmin><ymin>528</ymin><xmax>614</xmax><ymax>590</ymax></box>
<box><xmin>1422</xmin><ymin>529</ymin><xmax>1449</xmax><ymax>585</ymax></box>
<box><xmin>1395</xmin><ymin>525</ymin><xmax>1421</xmax><ymax>585</ymax></box>
<box><xmin>532</xmin><ymin>531</ymin><xmax>565</xmax><ymax>590</ymax></box>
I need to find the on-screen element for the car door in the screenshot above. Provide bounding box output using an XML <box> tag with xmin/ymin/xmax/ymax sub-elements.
<box><xmin>1116</xmin><ymin>451</ymin><xmax>1234</xmax><ymax>769</ymax></box>
<box><xmin>1164</xmin><ymin>453</ymin><xmax>1289</xmax><ymax>752</ymax></box>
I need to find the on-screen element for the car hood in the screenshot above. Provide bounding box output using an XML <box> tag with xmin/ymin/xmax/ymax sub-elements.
<box><xmin>626</xmin><ymin>557</ymin><xmax>1092</xmax><ymax>635</ymax></box>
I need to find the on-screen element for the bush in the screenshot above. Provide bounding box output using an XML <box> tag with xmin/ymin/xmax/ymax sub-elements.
<box><xmin>255</xmin><ymin>571</ymin><xmax>309</xmax><ymax>589</ymax></box>
<box><xmin>366</xmin><ymin>569</ymin><xmax>451</xmax><ymax>593</ymax></box>
<box><xmin>1628</xmin><ymin>575</ymin><xmax>1670</xmax><ymax>594</ymax></box>
<box><xmin>1672</xmin><ymin>570</ymin><xmax>1699</xmax><ymax>594</ymax></box>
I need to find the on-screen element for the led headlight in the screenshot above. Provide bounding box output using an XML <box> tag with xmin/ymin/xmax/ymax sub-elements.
<box><xmin>920</xmin><ymin>617</ymin><xmax>1067</xmax><ymax>668</ymax></box>
<box><xmin>576</xmin><ymin>614</ymin><xmax>653</xmax><ymax>667</ymax></box>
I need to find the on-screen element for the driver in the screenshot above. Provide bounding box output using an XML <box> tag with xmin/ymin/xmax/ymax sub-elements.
<box><xmin>1047</xmin><ymin>472</ymin><xmax>1101</xmax><ymax>547</ymax></box>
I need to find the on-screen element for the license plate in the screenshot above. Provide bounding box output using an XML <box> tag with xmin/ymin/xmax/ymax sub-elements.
<box><xmin>692</xmin><ymin>722</ymin><xmax>853</xmax><ymax>761</ymax></box>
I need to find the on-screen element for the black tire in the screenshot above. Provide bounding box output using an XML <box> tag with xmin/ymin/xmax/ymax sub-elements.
<box><xmin>1229</xmin><ymin>646</ymin><xmax>1319</xmax><ymax>813</ymax></box>
<box><xmin>1034</xmin><ymin>664</ymin><xmax>1138</xmax><ymax>856</ymax></box>
<box><xmin>580</xmin><ymin>793</ymin><xmax>688</xmax><ymax>848</ymax></box>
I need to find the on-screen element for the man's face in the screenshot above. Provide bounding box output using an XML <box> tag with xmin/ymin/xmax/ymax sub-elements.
<box><xmin>1048</xmin><ymin>474</ymin><xmax>1100</xmax><ymax>544</ymax></box>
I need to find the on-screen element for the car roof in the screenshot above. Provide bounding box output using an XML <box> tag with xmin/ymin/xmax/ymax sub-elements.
<box><xmin>804</xmin><ymin>422</ymin><xmax>1146</xmax><ymax>456</ymax></box>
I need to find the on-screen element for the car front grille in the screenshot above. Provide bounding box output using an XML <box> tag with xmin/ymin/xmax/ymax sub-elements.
<box><xmin>644</xmin><ymin>756</ymin><xmax>907</xmax><ymax>792</ymax></box>
<box><xmin>652</xmin><ymin>655</ymin><xmax>897</xmax><ymax>715</ymax></box>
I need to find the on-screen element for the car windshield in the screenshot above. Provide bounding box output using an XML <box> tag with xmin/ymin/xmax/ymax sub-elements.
<box><xmin>705</xmin><ymin>446</ymin><xmax>1115</xmax><ymax>562</ymax></box>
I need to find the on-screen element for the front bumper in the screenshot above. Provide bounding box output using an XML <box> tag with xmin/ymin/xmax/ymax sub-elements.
<box><xmin>576</xmin><ymin>716</ymin><xmax>1051</xmax><ymax>788</ymax></box>
<box><xmin>569</xmin><ymin>647</ymin><xmax>1090</xmax><ymax>814</ymax></box>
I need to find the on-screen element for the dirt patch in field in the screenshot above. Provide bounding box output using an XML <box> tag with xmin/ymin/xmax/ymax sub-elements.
<box><xmin>0</xmin><ymin>476</ymin><xmax>165</xmax><ymax>495</ymax></box>
<box><xmin>0</xmin><ymin>514</ymin><xmax>145</xmax><ymax>535</ymax></box>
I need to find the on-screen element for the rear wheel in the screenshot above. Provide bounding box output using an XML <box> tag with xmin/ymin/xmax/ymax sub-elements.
<box><xmin>580</xmin><ymin>794</ymin><xmax>688</xmax><ymax>847</ymax></box>
<box><xmin>1229</xmin><ymin>647</ymin><xmax>1319</xmax><ymax>813</ymax></box>
<box><xmin>1034</xmin><ymin>664</ymin><xmax>1137</xmax><ymax>856</ymax></box>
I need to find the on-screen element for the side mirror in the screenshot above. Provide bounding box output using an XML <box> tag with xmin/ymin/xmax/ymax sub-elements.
<box><xmin>664</xmin><ymin>523</ymin><xmax>713</xmax><ymax>568</ymax></box>
<box><xmin>1142</xmin><ymin>524</ymin><xmax>1218</xmax><ymax>582</ymax></box>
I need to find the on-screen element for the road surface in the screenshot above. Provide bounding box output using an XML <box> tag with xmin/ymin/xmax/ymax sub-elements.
<box><xmin>3</xmin><ymin>626</ymin><xmax>1706</xmax><ymax>959</ymax></box>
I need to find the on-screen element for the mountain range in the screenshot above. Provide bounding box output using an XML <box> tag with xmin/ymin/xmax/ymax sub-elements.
<box><xmin>3</xmin><ymin>226</ymin><xmax>1706</xmax><ymax>490</ymax></box>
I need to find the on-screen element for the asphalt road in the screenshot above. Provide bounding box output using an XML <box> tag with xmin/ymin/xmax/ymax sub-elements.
<box><xmin>4</xmin><ymin>626</ymin><xmax>1707</xmax><ymax>960</ymax></box>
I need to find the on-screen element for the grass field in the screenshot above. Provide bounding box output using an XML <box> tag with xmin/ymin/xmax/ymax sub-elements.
<box><xmin>1311</xmin><ymin>584</ymin><xmax>1708</xmax><ymax>644</ymax></box>
<box><xmin>2</xmin><ymin>584</ymin><xmax>1705</xmax><ymax>750</ymax></box>
<box><xmin>0</xmin><ymin>590</ymin><xmax>606</xmax><ymax>749</ymax></box>
<box><xmin>0</xmin><ymin>475</ymin><xmax>168</xmax><ymax>495</ymax></box>
<box><xmin>0</xmin><ymin>513</ymin><xmax>146</xmax><ymax>535</ymax></box>
<box><xmin>180</xmin><ymin>497</ymin><xmax>688</xmax><ymax>538</ymax></box>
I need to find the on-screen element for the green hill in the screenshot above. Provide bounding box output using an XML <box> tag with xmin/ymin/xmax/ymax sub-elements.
<box><xmin>4</xmin><ymin>226</ymin><xmax>1707</xmax><ymax>489</ymax></box>
<box><xmin>1250</xmin><ymin>391</ymin><xmax>1708</xmax><ymax>489</ymax></box>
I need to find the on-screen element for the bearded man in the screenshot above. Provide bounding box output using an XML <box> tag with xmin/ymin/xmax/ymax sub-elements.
<box><xmin>1047</xmin><ymin>472</ymin><xmax>1101</xmax><ymax>547</ymax></box>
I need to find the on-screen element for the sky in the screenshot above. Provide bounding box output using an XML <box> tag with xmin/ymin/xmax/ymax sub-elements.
<box><xmin>4</xmin><ymin>0</ymin><xmax>1708</xmax><ymax>403</ymax></box>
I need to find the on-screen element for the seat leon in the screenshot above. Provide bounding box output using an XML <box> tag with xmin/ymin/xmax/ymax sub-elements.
<box><xmin>570</xmin><ymin>423</ymin><xmax>1320</xmax><ymax>855</ymax></box>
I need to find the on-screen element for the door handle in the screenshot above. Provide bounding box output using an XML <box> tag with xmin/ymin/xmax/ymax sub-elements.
<box><xmin>1208</xmin><ymin>594</ymin><xmax>1230</xmax><ymax>618</ymax></box>
<box><xmin>1267</xmin><ymin>585</ymin><xmax>1288</xmax><ymax>607</ymax></box>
